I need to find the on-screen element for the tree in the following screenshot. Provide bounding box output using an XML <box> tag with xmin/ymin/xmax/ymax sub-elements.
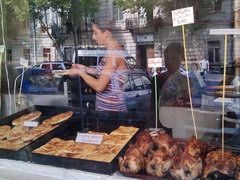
<box><xmin>114</xmin><ymin>0</ymin><xmax>211</xmax><ymax>30</ymax></box>
<box><xmin>4</xmin><ymin>0</ymin><xmax>100</xmax><ymax>59</ymax></box>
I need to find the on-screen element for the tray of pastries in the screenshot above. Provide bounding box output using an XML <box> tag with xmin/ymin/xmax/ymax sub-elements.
<box><xmin>0</xmin><ymin>106</ymin><xmax>74</xmax><ymax>161</ymax></box>
<box><xmin>31</xmin><ymin>124</ymin><xmax>140</xmax><ymax>175</ymax></box>
<box><xmin>119</xmin><ymin>130</ymin><xmax>240</xmax><ymax>180</ymax></box>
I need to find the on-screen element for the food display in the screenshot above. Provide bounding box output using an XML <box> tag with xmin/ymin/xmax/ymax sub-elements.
<box><xmin>33</xmin><ymin>126</ymin><xmax>139</xmax><ymax>163</ymax></box>
<box><xmin>12</xmin><ymin>111</ymin><xmax>42</xmax><ymax>126</ymax></box>
<box><xmin>0</xmin><ymin>111</ymin><xmax>73</xmax><ymax>150</ymax></box>
<box><xmin>119</xmin><ymin>130</ymin><xmax>240</xmax><ymax>179</ymax></box>
<box><xmin>0</xmin><ymin>125</ymin><xmax>11</xmax><ymax>140</ymax></box>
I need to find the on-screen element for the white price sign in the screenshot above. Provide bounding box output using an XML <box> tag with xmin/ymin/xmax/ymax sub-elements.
<box><xmin>210</xmin><ymin>29</ymin><xmax>240</xmax><ymax>35</ymax></box>
<box><xmin>20</xmin><ymin>58</ymin><xmax>29</xmax><ymax>67</ymax></box>
<box><xmin>0</xmin><ymin>45</ymin><xmax>5</xmax><ymax>53</ymax></box>
<box><xmin>75</xmin><ymin>132</ymin><xmax>103</xmax><ymax>145</ymax></box>
<box><xmin>148</xmin><ymin>58</ymin><xmax>163</xmax><ymax>68</ymax></box>
<box><xmin>23</xmin><ymin>121</ymin><xmax>39</xmax><ymax>127</ymax></box>
<box><xmin>172</xmin><ymin>7</ymin><xmax>194</xmax><ymax>27</ymax></box>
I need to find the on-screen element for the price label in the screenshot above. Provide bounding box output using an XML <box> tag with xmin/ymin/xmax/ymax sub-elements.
<box><xmin>148</xmin><ymin>58</ymin><xmax>163</xmax><ymax>68</ymax></box>
<box><xmin>75</xmin><ymin>132</ymin><xmax>103</xmax><ymax>145</ymax></box>
<box><xmin>23</xmin><ymin>121</ymin><xmax>39</xmax><ymax>127</ymax></box>
<box><xmin>0</xmin><ymin>45</ymin><xmax>5</xmax><ymax>53</ymax></box>
<box><xmin>20</xmin><ymin>58</ymin><xmax>29</xmax><ymax>67</ymax></box>
<box><xmin>210</xmin><ymin>29</ymin><xmax>240</xmax><ymax>35</ymax></box>
<box><xmin>172</xmin><ymin>7</ymin><xmax>194</xmax><ymax>27</ymax></box>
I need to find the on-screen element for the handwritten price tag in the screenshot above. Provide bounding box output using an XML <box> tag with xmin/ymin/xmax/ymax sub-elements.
<box><xmin>172</xmin><ymin>7</ymin><xmax>194</xmax><ymax>27</ymax></box>
<box><xmin>148</xmin><ymin>58</ymin><xmax>163</xmax><ymax>68</ymax></box>
<box><xmin>75</xmin><ymin>132</ymin><xmax>103</xmax><ymax>145</ymax></box>
<box><xmin>20</xmin><ymin>58</ymin><xmax>29</xmax><ymax>67</ymax></box>
<box><xmin>210</xmin><ymin>29</ymin><xmax>240</xmax><ymax>35</ymax></box>
<box><xmin>0</xmin><ymin>45</ymin><xmax>5</xmax><ymax>53</ymax></box>
<box><xmin>23</xmin><ymin>121</ymin><xmax>39</xmax><ymax>127</ymax></box>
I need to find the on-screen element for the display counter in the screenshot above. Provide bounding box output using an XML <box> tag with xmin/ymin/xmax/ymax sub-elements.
<box><xmin>0</xmin><ymin>158</ymin><xmax>136</xmax><ymax>180</ymax></box>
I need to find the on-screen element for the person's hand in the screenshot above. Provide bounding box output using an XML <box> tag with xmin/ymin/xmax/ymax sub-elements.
<box><xmin>66</xmin><ymin>64</ymin><xmax>86</xmax><ymax>77</ymax></box>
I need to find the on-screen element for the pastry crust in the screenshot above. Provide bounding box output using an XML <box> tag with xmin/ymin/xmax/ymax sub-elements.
<box><xmin>7</xmin><ymin>126</ymin><xmax>29</xmax><ymax>140</ymax></box>
<box><xmin>42</xmin><ymin>111</ymin><xmax>73</xmax><ymax>125</ymax></box>
<box><xmin>21</xmin><ymin>123</ymin><xmax>53</xmax><ymax>142</ymax></box>
<box><xmin>110</xmin><ymin>126</ymin><xmax>139</xmax><ymax>136</ymax></box>
<box><xmin>0</xmin><ymin>125</ymin><xmax>11</xmax><ymax>140</ymax></box>
<box><xmin>12</xmin><ymin>111</ymin><xmax>42</xmax><ymax>126</ymax></box>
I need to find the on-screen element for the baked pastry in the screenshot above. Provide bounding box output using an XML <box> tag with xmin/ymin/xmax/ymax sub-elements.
<box><xmin>119</xmin><ymin>144</ymin><xmax>144</xmax><ymax>173</ymax></box>
<box><xmin>110</xmin><ymin>126</ymin><xmax>139</xmax><ymax>136</ymax></box>
<box><xmin>21</xmin><ymin>123</ymin><xmax>53</xmax><ymax>142</ymax></box>
<box><xmin>145</xmin><ymin>148</ymin><xmax>173</xmax><ymax>177</ymax></box>
<box><xmin>102</xmin><ymin>134</ymin><xmax>130</xmax><ymax>146</ymax></box>
<box><xmin>235</xmin><ymin>155</ymin><xmax>240</xmax><ymax>180</ymax></box>
<box><xmin>7</xmin><ymin>126</ymin><xmax>29</xmax><ymax>140</ymax></box>
<box><xmin>42</xmin><ymin>111</ymin><xmax>73</xmax><ymax>125</ymax></box>
<box><xmin>0</xmin><ymin>125</ymin><xmax>11</xmax><ymax>140</ymax></box>
<box><xmin>12</xmin><ymin>111</ymin><xmax>42</xmax><ymax>126</ymax></box>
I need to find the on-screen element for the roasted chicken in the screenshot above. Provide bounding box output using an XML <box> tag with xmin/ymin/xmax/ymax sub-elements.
<box><xmin>145</xmin><ymin>148</ymin><xmax>173</xmax><ymax>177</ymax></box>
<box><xmin>118</xmin><ymin>144</ymin><xmax>144</xmax><ymax>173</ymax></box>
<box><xmin>135</xmin><ymin>130</ymin><xmax>154</xmax><ymax>155</ymax></box>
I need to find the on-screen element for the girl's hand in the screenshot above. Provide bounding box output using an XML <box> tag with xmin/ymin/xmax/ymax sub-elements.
<box><xmin>66</xmin><ymin>64</ymin><xmax>86</xmax><ymax>77</ymax></box>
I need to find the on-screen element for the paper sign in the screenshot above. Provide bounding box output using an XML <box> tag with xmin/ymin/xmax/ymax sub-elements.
<box><xmin>24</xmin><ymin>121</ymin><xmax>39</xmax><ymax>127</ymax></box>
<box><xmin>210</xmin><ymin>29</ymin><xmax>240</xmax><ymax>35</ymax></box>
<box><xmin>0</xmin><ymin>45</ymin><xmax>5</xmax><ymax>53</ymax></box>
<box><xmin>172</xmin><ymin>7</ymin><xmax>194</xmax><ymax>27</ymax></box>
<box><xmin>148</xmin><ymin>58</ymin><xmax>163</xmax><ymax>68</ymax></box>
<box><xmin>75</xmin><ymin>132</ymin><xmax>103</xmax><ymax>145</ymax></box>
<box><xmin>20</xmin><ymin>58</ymin><xmax>29</xmax><ymax>67</ymax></box>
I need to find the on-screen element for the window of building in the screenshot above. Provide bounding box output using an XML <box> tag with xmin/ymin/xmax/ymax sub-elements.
<box><xmin>208</xmin><ymin>41</ymin><xmax>220</xmax><ymax>63</ymax></box>
<box><xmin>43</xmin><ymin>48</ymin><xmax>51</xmax><ymax>61</ymax></box>
<box><xmin>113</xmin><ymin>2</ymin><xmax>123</xmax><ymax>21</ymax></box>
<box><xmin>7</xmin><ymin>49</ymin><xmax>12</xmax><ymax>62</ymax></box>
<box><xmin>210</xmin><ymin>0</ymin><xmax>221</xmax><ymax>11</ymax></box>
<box><xmin>23</xmin><ymin>49</ymin><xmax>31</xmax><ymax>60</ymax></box>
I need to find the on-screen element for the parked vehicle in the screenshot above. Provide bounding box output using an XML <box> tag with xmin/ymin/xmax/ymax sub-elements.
<box><xmin>34</xmin><ymin>61</ymin><xmax>73</xmax><ymax>71</ymax></box>
<box><xmin>73</xmin><ymin>49</ymin><xmax>138</xmax><ymax>68</ymax></box>
<box><xmin>204</xmin><ymin>66</ymin><xmax>235</xmax><ymax>86</ymax></box>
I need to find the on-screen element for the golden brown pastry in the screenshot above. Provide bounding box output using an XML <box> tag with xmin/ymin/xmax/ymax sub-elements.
<box><xmin>184</xmin><ymin>136</ymin><xmax>208</xmax><ymax>157</ymax></box>
<box><xmin>42</xmin><ymin>111</ymin><xmax>73</xmax><ymax>125</ymax></box>
<box><xmin>12</xmin><ymin>111</ymin><xmax>42</xmax><ymax>126</ymax></box>
<box><xmin>0</xmin><ymin>125</ymin><xmax>11</xmax><ymax>140</ymax></box>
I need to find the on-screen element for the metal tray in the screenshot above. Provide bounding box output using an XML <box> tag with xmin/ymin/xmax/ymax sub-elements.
<box><xmin>30</xmin><ymin>114</ymin><xmax>147</xmax><ymax>175</ymax></box>
<box><xmin>0</xmin><ymin>105</ymin><xmax>79</xmax><ymax>161</ymax></box>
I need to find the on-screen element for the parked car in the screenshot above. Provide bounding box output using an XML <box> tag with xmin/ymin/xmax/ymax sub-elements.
<box><xmin>73</xmin><ymin>49</ymin><xmax>138</xmax><ymax>68</ymax></box>
<box><xmin>204</xmin><ymin>66</ymin><xmax>235</xmax><ymax>86</ymax></box>
<box><xmin>35</xmin><ymin>61</ymin><xmax>73</xmax><ymax>71</ymax></box>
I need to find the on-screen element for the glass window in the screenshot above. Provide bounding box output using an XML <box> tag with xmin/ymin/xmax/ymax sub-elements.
<box><xmin>41</xmin><ymin>64</ymin><xmax>51</xmax><ymax>69</ymax></box>
<box><xmin>7</xmin><ymin>49</ymin><xmax>12</xmax><ymax>62</ymax></box>
<box><xmin>208</xmin><ymin>41</ymin><xmax>220</xmax><ymax>63</ymax></box>
<box><xmin>43</xmin><ymin>48</ymin><xmax>51</xmax><ymax>61</ymax></box>
<box><xmin>79</xmin><ymin>57</ymin><xmax>97</xmax><ymax>67</ymax></box>
<box><xmin>23</xmin><ymin>49</ymin><xmax>30</xmax><ymax>60</ymax></box>
<box><xmin>113</xmin><ymin>2</ymin><xmax>123</xmax><ymax>21</ymax></box>
<box><xmin>52</xmin><ymin>64</ymin><xmax>63</xmax><ymax>70</ymax></box>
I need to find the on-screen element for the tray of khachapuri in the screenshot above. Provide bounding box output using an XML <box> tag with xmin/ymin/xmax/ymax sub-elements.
<box><xmin>0</xmin><ymin>106</ymin><xmax>75</xmax><ymax>161</ymax></box>
<box><xmin>31</xmin><ymin>118</ymin><xmax>140</xmax><ymax>175</ymax></box>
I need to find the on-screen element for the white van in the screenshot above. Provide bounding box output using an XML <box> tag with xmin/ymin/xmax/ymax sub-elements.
<box><xmin>72</xmin><ymin>49</ymin><xmax>137</xmax><ymax>68</ymax></box>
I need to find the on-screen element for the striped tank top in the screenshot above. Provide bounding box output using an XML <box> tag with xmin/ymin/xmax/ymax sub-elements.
<box><xmin>95</xmin><ymin>56</ymin><xmax>128</xmax><ymax>111</ymax></box>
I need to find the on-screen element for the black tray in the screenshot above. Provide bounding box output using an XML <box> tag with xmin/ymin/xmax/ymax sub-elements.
<box><xmin>30</xmin><ymin>113</ymin><xmax>147</xmax><ymax>175</ymax></box>
<box><xmin>0</xmin><ymin>105</ymin><xmax>79</xmax><ymax>161</ymax></box>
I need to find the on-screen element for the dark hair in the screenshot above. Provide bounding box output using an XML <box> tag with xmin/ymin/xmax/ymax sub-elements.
<box><xmin>164</xmin><ymin>42</ymin><xmax>184</xmax><ymax>73</ymax></box>
<box><xmin>91</xmin><ymin>18</ymin><xmax>112</xmax><ymax>31</ymax></box>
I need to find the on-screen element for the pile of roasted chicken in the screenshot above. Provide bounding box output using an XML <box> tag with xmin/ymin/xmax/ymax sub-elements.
<box><xmin>119</xmin><ymin>130</ymin><xmax>240</xmax><ymax>179</ymax></box>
